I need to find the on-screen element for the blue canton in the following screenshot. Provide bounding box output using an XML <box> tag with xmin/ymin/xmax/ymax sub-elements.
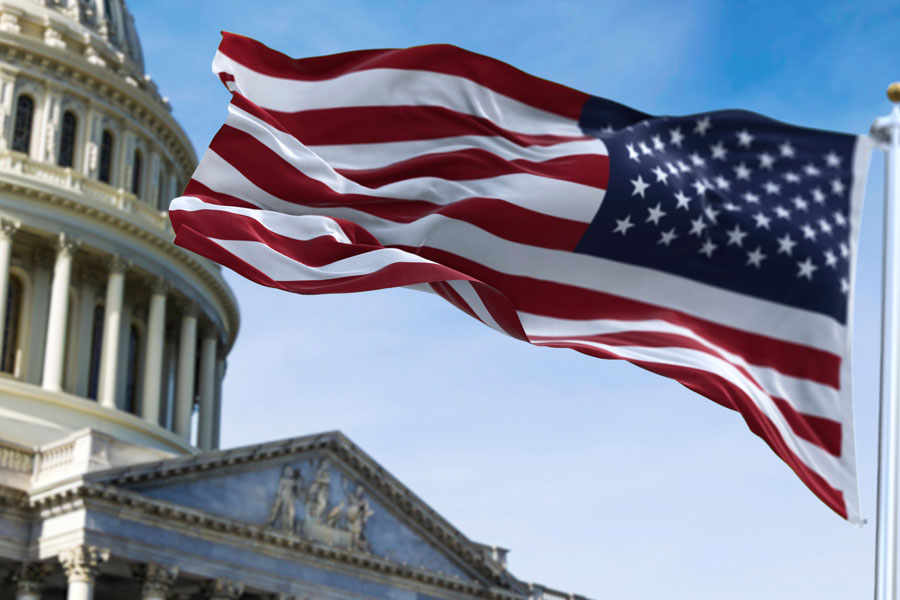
<box><xmin>577</xmin><ymin>96</ymin><xmax>857</xmax><ymax>324</ymax></box>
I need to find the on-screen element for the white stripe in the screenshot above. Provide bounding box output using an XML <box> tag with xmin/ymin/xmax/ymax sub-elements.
<box><xmin>186</xmin><ymin>151</ymin><xmax>847</xmax><ymax>352</ymax></box>
<box><xmin>225</xmin><ymin>104</ymin><xmax>604</xmax><ymax>224</ymax></box>
<box><xmin>448</xmin><ymin>280</ymin><xmax>505</xmax><ymax>335</ymax></box>
<box><xmin>530</xmin><ymin>338</ymin><xmax>854</xmax><ymax>494</ymax></box>
<box><xmin>208</xmin><ymin>238</ymin><xmax>435</xmax><ymax>281</ymax></box>
<box><xmin>517</xmin><ymin>312</ymin><xmax>846</xmax><ymax>422</ymax></box>
<box><xmin>214</xmin><ymin>51</ymin><xmax>585</xmax><ymax>138</ymax></box>
<box><xmin>310</xmin><ymin>136</ymin><xmax>607</xmax><ymax>170</ymax></box>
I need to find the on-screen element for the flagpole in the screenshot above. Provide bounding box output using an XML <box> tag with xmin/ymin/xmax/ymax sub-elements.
<box><xmin>873</xmin><ymin>83</ymin><xmax>900</xmax><ymax>600</ymax></box>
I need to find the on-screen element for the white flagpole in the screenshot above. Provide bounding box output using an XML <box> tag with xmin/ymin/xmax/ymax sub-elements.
<box><xmin>873</xmin><ymin>83</ymin><xmax>900</xmax><ymax>600</ymax></box>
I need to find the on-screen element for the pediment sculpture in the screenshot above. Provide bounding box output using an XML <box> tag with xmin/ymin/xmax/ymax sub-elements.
<box><xmin>265</xmin><ymin>459</ymin><xmax>374</xmax><ymax>552</ymax></box>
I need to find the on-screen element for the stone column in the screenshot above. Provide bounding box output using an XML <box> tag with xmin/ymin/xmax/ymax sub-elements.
<box><xmin>173</xmin><ymin>305</ymin><xmax>198</xmax><ymax>440</ymax></box>
<box><xmin>197</xmin><ymin>331</ymin><xmax>218</xmax><ymax>450</ymax></box>
<box><xmin>97</xmin><ymin>255</ymin><xmax>127</xmax><ymax>409</ymax></box>
<box><xmin>58</xmin><ymin>546</ymin><xmax>109</xmax><ymax>600</ymax></box>
<box><xmin>0</xmin><ymin>217</ymin><xmax>20</xmax><ymax>345</ymax></box>
<box><xmin>131</xmin><ymin>563</ymin><xmax>179</xmax><ymax>600</ymax></box>
<box><xmin>203</xmin><ymin>578</ymin><xmax>244</xmax><ymax>600</ymax></box>
<box><xmin>140</xmin><ymin>278</ymin><xmax>168</xmax><ymax>424</ymax></box>
<box><xmin>42</xmin><ymin>233</ymin><xmax>78</xmax><ymax>392</ymax></box>
<box><xmin>213</xmin><ymin>358</ymin><xmax>225</xmax><ymax>450</ymax></box>
<box><xmin>11</xmin><ymin>562</ymin><xmax>52</xmax><ymax>600</ymax></box>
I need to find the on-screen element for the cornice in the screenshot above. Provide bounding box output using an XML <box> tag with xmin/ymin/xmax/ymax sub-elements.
<box><xmin>82</xmin><ymin>432</ymin><xmax>521</xmax><ymax>591</ymax></box>
<box><xmin>0</xmin><ymin>164</ymin><xmax>239</xmax><ymax>347</ymax></box>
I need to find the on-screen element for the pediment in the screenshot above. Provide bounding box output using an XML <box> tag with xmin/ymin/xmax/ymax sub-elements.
<box><xmin>84</xmin><ymin>432</ymin><xmax>519</xmax><ymax>591</ymax></box>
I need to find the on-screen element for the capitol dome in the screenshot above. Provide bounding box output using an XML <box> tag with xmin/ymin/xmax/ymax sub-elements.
<box><xmin>0</xmin><ymin>0</ymin><xmax>239</xmax><ymax>459</ymax></box>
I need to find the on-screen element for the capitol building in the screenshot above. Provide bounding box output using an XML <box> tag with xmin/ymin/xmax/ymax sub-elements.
<box><xmin>0</xmin><ymin>2</ymin><xmax>589</xmax><ymax>599</ymax></box>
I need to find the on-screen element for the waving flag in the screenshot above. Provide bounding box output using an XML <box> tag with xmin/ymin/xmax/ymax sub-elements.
<box><xmin>170</xmin><ymin>33</ymin><xmax>871</xmax><ymax>521</ymax></box>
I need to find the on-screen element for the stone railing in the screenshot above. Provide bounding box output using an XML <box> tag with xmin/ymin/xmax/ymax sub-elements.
<box><xmin>0</xmin><ymin>151</ymin><xmax>168</xmax><ymax>230</ymax></box>
<box><xmin>0</xmin><ymin>440</ymin><xmax>33</xmax><ymax>473</ymax></box>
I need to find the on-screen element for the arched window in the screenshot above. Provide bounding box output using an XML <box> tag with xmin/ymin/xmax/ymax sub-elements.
<box><xmin>131</xmin><ymin>149</ymin><xmax>142</xmax><ymax>196</ymax></box>
<box><xmin>57</xmin><ymin>111</ymin><xmax>77</xmax><ymax>168</ymax></box>
<box><xmin>87</xmin><ymin>304</ymin><xmax>104</xmax><ymax>400</ymax></box>
<box><xmin>98</xmin><ymin>130</ymin><xmax>114</xmax><ymax>184</ymax></box>
<box><xmin>124</xmin><ymin>323</ymin><xmax>140</xmax><ymax>414</ymax></box>
<box><xmin>1</xmin><ymin>275</ymin><xmax>23</xmax><ymax>373</ymax></box>
<box><xmin>11</xmin><ymin>95</ymin><xmax>34</xmax><ymax>154</ymax></box>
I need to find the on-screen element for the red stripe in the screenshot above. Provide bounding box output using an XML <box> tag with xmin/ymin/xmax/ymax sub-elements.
<box><xmin>218</xmin><ymin>33</ymin><xmax>590</xmax><ymax>120</ymax></box>
<box><xmin>537</xmin><ymin>339</ymin><xmax>847</xmax><ymax>518</ymax></box>
<box><xmin>337</xmin><ymin>148</ymin><xmax>609</xmax><ymax>190</ymax></box>
<box><xmin>772</xmin><ymin>397</ymin><xmax>842</xmax><ymax>458</ymax></box>
<box><xmin>397</xmin><ymin>246</ymin><xmax>841</xmax><ymax>388</ymax></box>
<box><xmin>206</xmin><ymin>126</ymin><xmax>590</xmax><ymax>250</ymax></box>
<box><xmin>230</xmin><ymin>93</ymin><xmax>589</xmax><ymax>148</ymax></box>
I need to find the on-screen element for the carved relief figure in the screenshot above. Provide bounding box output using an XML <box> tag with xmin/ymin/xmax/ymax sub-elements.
<box><xmin>305</xmin><ymin>459</ymin><xmax>331</xmax><ymax>522</ymax></box>
<box><xmin>266</xmin><ymin>466</ymin><xmax>302</xmax><ymax>532</ymax></box>
<box><xmin>344</xmin><ymin>481</ymin><xmax>374</xmax><ymax>551</ymax></box>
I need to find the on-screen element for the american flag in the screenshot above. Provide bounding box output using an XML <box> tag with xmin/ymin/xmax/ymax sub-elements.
<box><xmin>170</xmin><ymin>33</ymin><xmax>871</xmax><ymax>522</ymax></box>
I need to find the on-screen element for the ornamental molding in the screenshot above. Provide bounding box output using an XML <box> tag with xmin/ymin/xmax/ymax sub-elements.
<box><xmin>131</xmin><ymin>562</ymin><xmax>180</xmax><ymax>595</ymax></box>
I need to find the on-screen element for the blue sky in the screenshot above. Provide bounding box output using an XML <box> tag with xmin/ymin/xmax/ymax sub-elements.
<box><xmin>130</xmin><ymin>2</ymin><xmax>899</xmax><ymax>598</ymax></box>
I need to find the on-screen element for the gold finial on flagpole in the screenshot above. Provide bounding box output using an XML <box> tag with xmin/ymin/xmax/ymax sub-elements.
<box><xmin>888</xmin><ymin>82</ymin><xmax>900</xmax><ymax>104</ymax></box>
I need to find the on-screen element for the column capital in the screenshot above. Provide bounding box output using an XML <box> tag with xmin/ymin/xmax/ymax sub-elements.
<box><xmin>0</xmin><ymin>216</ymin><xmax>20</xmax><ymax>240</ymax></box>
<box><xmin>56</xmin><ymin>232</ymin><xmax>80</xmax><ymax>257</ymax></box>
<box><xmin>131</xmin><ymin>562</ymin><xmax>179</xmax><ymax>596</ymax></box>
<box><xmin>180</xmin><ymin>299</ymin><xmax>199</xmax><ymax>319</ymax></box>
<box><xmin>150</xmin><ymin>275</ymin><xmax>170</xmax><ymax>296</ymax></box>
<box><xmin>204</xmin><ymin>577</ymin><xmax>244</xmax><ymax>599</ymax></box>
<box><xmin>11</xmin><ymin>561</ymin><xmax>54</xmax><ymax>595</ymax></box>
<box><xmin>58</xmin><ymin>546</ymin><xmax>109</xmax><ymax>583</ymax></box>
<box><xmin>108</xmin><ymin>254</ymin><xmax>130</xmax><ymax>274</ymax></box>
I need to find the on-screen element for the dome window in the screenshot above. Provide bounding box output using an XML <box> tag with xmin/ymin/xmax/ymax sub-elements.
<box><xmin>1</xmin><ymin>275</ymin><xmax>22</xmax><ymax>374</ymax></box>
<box><xmin>98</xmin><ymin>129</ymin><xmax>114</xmax><ymax>184</ymax></box>
<box><xmin>87</xmin><ymin>304</ymin><xmax>104</xmax><ymax>400</ymax></box>
<box><xmin>131</xmin><ymin>149</ymin><xmax>143</xmax><ymax>196</ymax></box>
<box><xmin>11</xmin><ymin>95</ymin><xmax>34</xmax><ymax>154</ymax></box>
<box><xmin>57</xmin><ymin>111</ymin><xmax>78</xmax><ymax>168</ymax></box>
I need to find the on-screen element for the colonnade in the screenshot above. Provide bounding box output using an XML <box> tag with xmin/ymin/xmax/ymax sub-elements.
<box><xmin>0</xmin><ymin>220</ymin><xmax>225</xmax><ymax>450</ymax></box>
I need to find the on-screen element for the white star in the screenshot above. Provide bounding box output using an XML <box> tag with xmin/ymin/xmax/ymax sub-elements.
<box><xmin>651</xmin><ymin>135</ymin><xmax>665</xmax><ymax>151</ymax></box>
<box><xmin>763</xmin><ymin>181</ymin><xmax>781</xmax><ymax>195</ymax></box>
<box><xmin>693</xmin><ymin>116</ymin><xmax>712</xmax><ymax>136</ymax></box>
<box><xmin>733</xmin><ymin>162</ymin><xmax>752</xmax><ymax>180</ymax></box>
<box><xmin>779</xmin><ymin>141</ymin><xmax>796</xmax><ymax>158</ymax></box>
<box><xmin>792</xmin><ymin>196</ymin><xmax>808</xmax><ymax>212</ymax></box>
<box><xmin>801</xmin><ymin>223</ymin><xmax>817</xmax><ymax>240</ymax></box>
<box><xmin>819</xmin><ymin>218</ymin><xmax>833</xmax><ymax>234</ymax></box>
<box><xmin>723</xmin><ymin>202</ymin><xmax>740</xmax><ymax>212</ymax></box>
<box><xmin>824</xmin><ymin>250</ymin><xmax>837</xmax><ymax>267</ymax></box>
<box><xmin>699</xmin><ymin>239</ymin><xmax>717</xmax><ymax>258</ymax></box>
<box><xmin>825</xmin><ymin>151</ymin><xmax>842</xmax><ymax>168</ymax></box>
<box><xmin>758</xmin><ymin>152</ymin><xmax>775</xmax><ymax>170</ymax></box>
<box><xmin>658</xmin><ymin>227</ymin><xmax>678</xmax><ymax>246</ymax></box>
<box><xmin>803</xmin><ymin>163</ymin><xmax>821</xmax><ymax>176</ymax></box>
<box><xmin>777</xmin><ymin>234</ymin><xmax>797</xmax><ymax>255</ymax></box>
<box><xmin>674</xmin><ymin>190</ymin><xmax>692</xmax><ymax>210</ymax></box>
<box><xmin>811</xmin><ymin>188</ymin><xmax>826</xmax><ymax>204</ymax></box>
<box><xmin>646</xmin><ymin>203</ymin><xmax>667</xmax><ymax>225</ymax></box>
<box><xmin>613</xmin><ymin>215</ymin><xmax>635</xmax><ymax>235</ymax></box>
<box><xmin>691</xmin><ymin>179</ymin><xmax>708</xmax><ymax>196</ymax></box>
<box><xmin>841</xmin><ymin>277</ymin><xmax>850</xmax><ymax>294</ymax></box>
<box><xmin>746</xmin><ymin>246</ymin><xmax>767</xmax><ymax>268</ymax></box>
<box><xmin>704</xmin><ymin>205</ymin><xmax>720</xmax><ymax>223</ymax></box>
<box><xmin>666</xmin><ymin>162</ymin><xmax>680</xmax><ymax>176</ymax></box>
<box><xmin>797</xmin><ymin>257</ymin><xmax>818</xmax><ymax>280</ymax></box>
<box><xmin>783</xmin><ymin>171</ymin><xmax>801</xmax><ymax>183</ymax></box>
<box><xmin>715</xmin><ymin>175</ymin><xmax>731</xmax><ymax>191</ymax></box>
<box><xmin>689</xmin><ymin>153</ymin><xmax>706</xmax><ymax>167</ymax></box>
<box><xmin>840</xmin><ymin>242</ymin><xmax>849</xmax><ymax>258</ymax></box>
<box><xmin>736</xmin><ymin>129</ymin><xmax>754</xmax><ymax>148</ymax></box>
<box><xmin>726</xmin><ymin>224</ymin><xmax>747</xmax><ymax>247</ymax></box>
<box><xmin>710</xmin><ymin>141</ymin><xmax>728</xmax><ymax>160</ymax></box>
<box><xmin>670</xmin><ymin>127</ymin><xmax>685</xmax><ymax>148</ymax></box>
<box><xmin>676</xmin><ymin>160</ymin><xmax>690</xmax><ymax>173</ymax></box>
<box><xmin>742</xmin><ymin>191</ymin><xmax>760</xmax><ymax>204</ymax></box>
<box><xmin>689</xmin><ymin>216</ymin><xmax>707</xmax><ymax>236</ymax></box>
<box><xmin>639</xmin><ymin>141</ymin><xmax>653</xmax><ymax>155</ymax></box>
<box><xmin>831</xmin><ymin>178</ymin><xmax>846</xmax><ymax>196</ymax></box>
<box><xmin>652</xmin><ymin>165</ymin><xmax>670</xmax><ymax>185</ymax></box>
<box><xmin>626</xmin><ymin>144</ymin><xmax>640</xmax><ymax>162</ymax></box>
<box><xmin>773</xmin><ymin>205</ymin><xmax>791</xmax><ymax>219</ymax></box>
<box><xmin>631</xmin><ymin>175</ymin><xmax>650</xmax><ymax>198</ymax></box>
<box><xmin>834</xmin><ymin>211</ymin><xmax>847</xmax><ymax>227</ymax></box>
<box><xmin>753</xmin><ymin>212</ymin><xmax>771</xmax><ymax>229</ymax></box>
<box><xmin>601</xmin><ymin>124</ymin><xmax>615</xmax><ymax>134</ymax></box>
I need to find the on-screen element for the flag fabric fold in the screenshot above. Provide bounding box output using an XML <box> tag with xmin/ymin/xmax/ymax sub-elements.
<box><xmin>170</xmin><ymin>32</ymin><xmax>871</xmax><ymax>522</ymax></box>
